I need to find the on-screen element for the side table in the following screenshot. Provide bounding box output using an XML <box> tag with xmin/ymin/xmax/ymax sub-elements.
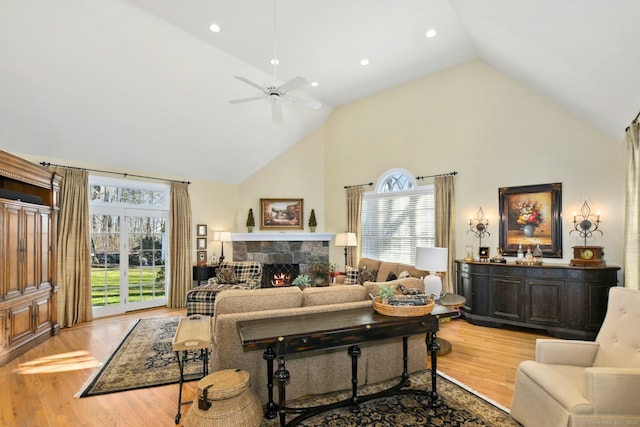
<box><xmin>434</xmin><ymin>293</ymin><xmax>466</xmax><ymax>355</ymax></box>
<box><xmin>192</xmin><ymin>265</ymin><xmax>218</xmax><ymax>286</ymax></box>
<box><xmin>172</xmin><ymin>315</ymin><xmax>211</xmax><ymax>424</ymax></box>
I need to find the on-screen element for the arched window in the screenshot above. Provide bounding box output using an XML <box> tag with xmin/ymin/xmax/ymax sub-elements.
<box><xmin>362</xmin><ymin>169</ymin><xmax>434</xmax><ymax>264</ymax></box>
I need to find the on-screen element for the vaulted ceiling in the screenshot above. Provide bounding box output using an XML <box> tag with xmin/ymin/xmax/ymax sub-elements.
<box><xmin>1</xmin><ymin>1</ymin><xmax>638</xmax><ymax>183</ymax></box>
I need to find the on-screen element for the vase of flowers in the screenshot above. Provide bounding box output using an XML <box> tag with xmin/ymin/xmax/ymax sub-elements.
<box><xmin>308</xmin><ymin>262</ymin><xmax>335</xmax><ymax>285</ymax></box>
<box><xmin>514</xmin><ymin>200</ymin><xmax>544</xmax><ymax>237</ymax></box>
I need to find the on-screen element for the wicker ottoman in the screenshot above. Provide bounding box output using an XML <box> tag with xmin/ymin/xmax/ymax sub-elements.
<box><xmin>184</xmin><ymin>369</ymin><xmax>262</xmax><ymax>427</ymax></box>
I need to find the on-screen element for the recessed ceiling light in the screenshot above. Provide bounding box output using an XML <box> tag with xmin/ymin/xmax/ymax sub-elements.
<box><xmin>310</xmin><ymin>81</ymin><xmax>319</xmax><ymax>87</ymax></box>
<box><xmin>426</xmin><ymin>29</ymin><xmax>437</xmax><ymax>38</ymax></box>
<box><xmin>360</xmin><ymin>58</ymin><xmax>370</xmax><ymax>66</ymax></box>
<box><xmin>270</xmin><ymin>58</ymin><xmax>279</xmax><ymax>65</ymax></box>
<box><xmin>209</xmin><ymin>23</ymin><xmax>221</xmax><ymax>33</ymax></box>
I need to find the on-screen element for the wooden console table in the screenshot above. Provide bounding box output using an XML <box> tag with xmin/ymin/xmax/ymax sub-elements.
<box><xmin>455</xmin><ymin>260</ymin><xmax>620</xmax><ymax>339</ymax></box>
<box><xmin>238</xmin><ymin>305</ymin><xmax>453</xmax><ymax>427</ymax></box>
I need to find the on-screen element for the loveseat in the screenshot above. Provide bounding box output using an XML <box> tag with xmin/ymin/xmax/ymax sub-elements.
<box><xmin>210</xmin><ymin>282</ymin><xmax>429</xmax><ymax>404</ymax></box>
<box><xmin>186</xmin><ymin>261</ymin><xmax>262</xmax><ymax>316</ymax></box>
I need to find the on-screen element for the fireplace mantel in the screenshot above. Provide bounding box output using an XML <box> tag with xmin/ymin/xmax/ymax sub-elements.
<box><xmin>232</xmin><ymin>232</ymin><xmax>334</xmax><ymax>242</ymax></box>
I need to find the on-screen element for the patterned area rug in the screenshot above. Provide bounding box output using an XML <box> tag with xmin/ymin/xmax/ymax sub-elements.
<box><xmin>261</xmin><ymin>370</ymin><xmax>520</xmax><ymax>426</ymax></box>
<box><xmin>77</xmin><ymin>317</ymin><xmax>520</xmax><ymax>426</ymax></box>
<box><xmin>76</xmin><ymin>317</ymin><xmax>203</xmax><ymax>397</ymax></box>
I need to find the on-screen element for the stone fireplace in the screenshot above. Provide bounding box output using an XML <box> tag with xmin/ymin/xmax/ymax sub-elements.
<box><xmin>231</xmin><ymin>232</ymin><xmax>333</xmax><ymax>288</ymax></box>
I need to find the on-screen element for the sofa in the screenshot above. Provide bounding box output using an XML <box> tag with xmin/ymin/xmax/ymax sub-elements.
<box><xmin>210</xmin><ymin>282</ymin><xmax>429</xmax><ymax>404</ymax></box>
<box><xmin>186</xmin><ymin>261</ymin><xmax>262</xmax><ymax>316</ymax></box>
<box><xmin>335</xmin><ymin>257</ymin><xmax>429</xmax><ymax>288</ymax></box>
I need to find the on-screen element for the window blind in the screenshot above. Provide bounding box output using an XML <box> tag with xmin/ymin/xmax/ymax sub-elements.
<box><xmin>362</xmin><ymin>185</ymin><xmax>435</xmax><ymax>265</ymax></box>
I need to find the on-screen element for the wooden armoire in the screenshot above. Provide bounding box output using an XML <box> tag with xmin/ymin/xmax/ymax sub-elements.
<box><xmin>0</xmin><ymin>150</ymin><xmax>60</xmax><ymax>366</ymax></box>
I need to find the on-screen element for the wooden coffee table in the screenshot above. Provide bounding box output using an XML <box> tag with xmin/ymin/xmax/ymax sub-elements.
<box><xmin>237</xmin><ymin>305</ymin><xmax>455</xmax><ymax>427</ymax></box>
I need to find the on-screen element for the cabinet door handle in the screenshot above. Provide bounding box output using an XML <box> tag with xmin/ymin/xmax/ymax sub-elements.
<box><xmin>19</xmin><ymin>238</ymin><xmax>25</xmax><ymax>262</ymax></box>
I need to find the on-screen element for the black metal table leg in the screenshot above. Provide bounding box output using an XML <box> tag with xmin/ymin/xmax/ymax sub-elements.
<box><xmin>174</xmin><ymin>350</ymin><xmax>185</xmax><ymax>424</ymax></box>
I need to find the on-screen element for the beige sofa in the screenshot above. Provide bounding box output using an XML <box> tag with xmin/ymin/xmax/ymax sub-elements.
<box><xmin>210</xmin><ymin>282</ymin><xmax>428</xmax><ymax>404</ymax></box>
<box><xmin>334</xmin><ymin>257</ymin><xmax>429</xmax><ymax>287</ymax></box>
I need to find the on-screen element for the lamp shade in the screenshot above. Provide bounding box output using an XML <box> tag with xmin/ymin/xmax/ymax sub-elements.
<box><xmin>213</xmin><ymin>231</ymin><xmax>232</xmax><ymax>242</ymax></box>
<box><xmin>415</xmin><ymin>247</ymin><xmax>448</xmax><ymax>272</ymax></box>
<box><xmin>335</xmin><ymin>232</ymin><xmax>357</xmax><ymax>247</ymax></box>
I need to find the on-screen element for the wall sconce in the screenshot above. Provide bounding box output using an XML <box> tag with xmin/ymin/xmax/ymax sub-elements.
<box><xmin>570</xmin><ymin>201</ymin><xmax>602</xmax><ymax>246</ymax></box>
<box><xmin>468</xmin><ymin>207</ymin><xmax>490</xmax><ymax>248</ymax></box>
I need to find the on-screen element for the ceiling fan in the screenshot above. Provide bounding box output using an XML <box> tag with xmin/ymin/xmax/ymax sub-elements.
<box><xmin>229</xmin><ymin>0</ymin><xmax>321</xmax><ymax>121</ymax></box>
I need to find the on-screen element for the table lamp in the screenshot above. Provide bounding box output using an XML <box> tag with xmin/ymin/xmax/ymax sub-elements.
<box><xmin>335</xmin><ymin>232</ymin><xmax>357</xmax><ymax>271</ymax></box>
<box><xmin>415</xmin><ymin>246</ymin><xmax>448</xmax><ymax>300</ymax></box>
<box><xmin>213</xmin><ymin>231</ymin><xmax>232</xmax><ymax>264</ymax></box>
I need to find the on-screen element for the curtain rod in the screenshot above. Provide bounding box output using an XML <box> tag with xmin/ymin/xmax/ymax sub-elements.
<box><xmin>416</xmin><ymin>171</ymin><xmax>458</xmax><ymax>180</ymax></box>
<box><xmin>344</xmin><ymin>182</ymin><xmax>373</xmax><ymax>189</ymax></box>
<box><xmin>40</xmin><ymin>162</ymin><xmax>191</xmax><ymax>184</ymax></box>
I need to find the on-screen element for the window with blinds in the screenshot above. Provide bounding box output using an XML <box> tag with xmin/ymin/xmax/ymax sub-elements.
<box><xmin>362</xmin><ymin>170</ymin><xmax>435</xmax><ymax>265</ymax></box>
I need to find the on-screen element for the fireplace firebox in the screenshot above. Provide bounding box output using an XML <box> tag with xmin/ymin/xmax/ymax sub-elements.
<box><xmin>262</xmin><ymin>264</ymin><xmax>300</xmax><ymax>288</ymax></box>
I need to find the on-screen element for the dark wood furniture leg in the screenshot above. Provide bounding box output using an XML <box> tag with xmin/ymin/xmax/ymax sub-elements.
<box><xmin>264</xmin><ymin>346</ymin><xmax>278</xmax><ymax>419</ymax></box>
<box><xmin>276</xmin><ymin>356</ymin><xmax>290</xmax><ymax>427</ymax></box>
<box><xmin>348</xmin><ymin>345</ymin><xmax>361</xmax><ymax>412</ymax></box>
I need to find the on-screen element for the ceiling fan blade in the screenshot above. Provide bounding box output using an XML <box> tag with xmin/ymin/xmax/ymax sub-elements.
<box><xmin>229</xmin><ymin>96</ymin><xmax>265</xmax><ymax>104</ymax></box>
<box><xmin>272</xmin><ymin>100</ymin><xmax>283</xmax><ymax>121</ymax></box>
<box><xmin>234</xmin><ymin>76</ymin><xmax>266</xmax><ymax>93</ymax></box>
<box><xmin>277</xmin><ymin>76</ymin><xmax>308</xmax><ymax>93</ymax></box>
<box><xmin>282</xmin><ymin>94</ymin><xmax>322</xmax><ymax>110</ymax></box>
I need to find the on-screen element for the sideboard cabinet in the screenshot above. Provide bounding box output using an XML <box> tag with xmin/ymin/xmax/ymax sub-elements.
<box><xmin>0</xmin><ymin>150</ymin><xmax>61</xmax><ymax>366</ymax></box>
<box><xmin>455</xmin><ymin>260</ymin><xmax>620</xmax><ymax>339</ymax></box>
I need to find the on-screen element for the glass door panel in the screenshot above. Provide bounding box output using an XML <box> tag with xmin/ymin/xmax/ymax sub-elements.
<box><xmin>90</xmin><ymin>214</ymin><xmax>122</xmax><ymax>315</ymax></box>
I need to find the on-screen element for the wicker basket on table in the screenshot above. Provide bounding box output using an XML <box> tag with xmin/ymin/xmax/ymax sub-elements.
<box><xmin>372</xmin><ymin>296</ymin><xmax>435</xmax><ymax>317</ymax></box>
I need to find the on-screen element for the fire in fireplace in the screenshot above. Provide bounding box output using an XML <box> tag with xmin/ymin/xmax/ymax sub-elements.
<box><xmin>262</xmin><ymin>263</ymin><xmax>300</xmax><ymax>288</ymax></box>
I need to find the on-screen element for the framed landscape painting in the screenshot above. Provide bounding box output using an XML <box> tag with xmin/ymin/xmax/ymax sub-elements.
<box><xmin>260</xmin><ymin>198</ymin><xmax>304</xmax><ymax>230</ymax></box>
<box><xmin>498</xmin><ymin>183</ymin><xmax>562</xmax><ymax>257</ymax></box>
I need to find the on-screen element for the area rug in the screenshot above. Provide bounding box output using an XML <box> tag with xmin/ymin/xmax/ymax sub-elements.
<box><xmin>76</xmin><ymin>317</ymin><xmax>203</xmax><ymax>398</ymax></box>
<box><xmin>260</xmin><ymin>370</ymin><xmax>520</xmax><ymax>426</ymax></box>
<box><xmin>76</xmin><ymin>317</ymin><xmax>520</xmax><ymax>426</ymax></box>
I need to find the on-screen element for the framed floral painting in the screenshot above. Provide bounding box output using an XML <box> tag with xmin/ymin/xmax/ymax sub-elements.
<box><xmin>498</xmin><ymin>183</ymin><xmax>562</xmax><ymax>257</ymax></box>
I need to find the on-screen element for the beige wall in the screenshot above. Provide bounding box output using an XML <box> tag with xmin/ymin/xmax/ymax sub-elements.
<box><xmin>242</xmin><ymin>60</ymin><xmax>625</xmax><ymax>271</ymax></box>
<box><xmin>14</xmin><ymin>59</ymin><xmax>627</xmax><ymax>277</ymax></box>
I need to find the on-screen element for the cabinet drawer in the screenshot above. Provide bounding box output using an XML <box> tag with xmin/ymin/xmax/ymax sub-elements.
<box><xmin>525</xmin><ymin>268</ymin><xmax>565</xmax><ymax>280</ymax></box>
<box><xmin>458</xmin><ymin>262</ymin><xmax>490</xmax><ymax>274</ymax></box>
<box><xmin>567</xmin><ymin>269</ymin><xmax>617</xmax><ymax>282</ymax></box>
<box><xmin>491</xmin><ymin>265</ymin><xmax>523</xmax><ymax>277</ymax></box>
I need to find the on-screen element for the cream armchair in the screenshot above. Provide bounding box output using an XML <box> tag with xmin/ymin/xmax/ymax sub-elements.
<box><xmin>510</xmin><ymin>286</ymin><xmax>640</xmax><ymax>427</ymax></box>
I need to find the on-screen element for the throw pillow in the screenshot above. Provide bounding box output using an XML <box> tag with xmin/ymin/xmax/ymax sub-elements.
<box><xmin>344</xmin><ymin>265</ymin><xmax>359</xmax><ymax>285</ymax></box>
<box><xmin>216</xmin><ymin>268</ymin><xmax>237</xmax><ymax>284</ymax></box>
<box><xmin>398</xmin><ymin>270</ymin><xmax>411</xmax><ymax>279</ymax></box>
<box><xmin>386</xmin><ymin>272</ymin><xmax>398</xmax><ymax>281</ymax></box>
<box><xmin>358</xmin><ymin>267</ymin><xmax>378</xmax><ymax>284</ymax></box>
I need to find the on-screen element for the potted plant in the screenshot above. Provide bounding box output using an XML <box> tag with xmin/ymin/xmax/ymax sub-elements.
<box><xmin>291</xmin><ymin>274</ymin><xmax>311</xmax><ymax>288</ymax></box>
<box><xmin>308</xmin><ymin>261</ymin><xmax>334</xmax><ymax>285</ymax></box>
<box><xmin>246</xmin><ymin>208</ymin><xmax>255</xmax><ymax>233</ymax></box>
<box><xmin>308</xmin><ymin>209</ymin><xmax>317</xmax><ymax>232</ymax></box>
<box><xmin>378</xmin><ymin>284</ymin><xmax>396</xmax><ymax>303</ymax></box>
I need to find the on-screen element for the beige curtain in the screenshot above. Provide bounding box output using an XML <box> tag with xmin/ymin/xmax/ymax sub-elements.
<box><xmin>435</xmin><ymin>175</ymin><xmax>455</xmax><ymax>294</ymax></box>
<box><xmin>54</xmin><ymin>168</ymin><xmax>92</xmax><ymax>327</ymax></box>
<box><xmin>624</xmin><ymin>122</ymin><xmax>639</xmax><ymax>290</ymax></box>
<box><xmin>168</xmin><ymin>182</ymin><xmax>192</xmax><ymax>307</ymax></box>
<box><xmin>346</xmin><ymin>186</ymin><xmax>364</xmax><ymax>267</ymax></box>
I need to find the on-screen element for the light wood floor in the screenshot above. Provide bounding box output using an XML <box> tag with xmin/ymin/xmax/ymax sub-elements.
<box><xmin>0</xmin><ymin>307</ymin><xmax>549</xmax><ymax>427</ymax></box>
